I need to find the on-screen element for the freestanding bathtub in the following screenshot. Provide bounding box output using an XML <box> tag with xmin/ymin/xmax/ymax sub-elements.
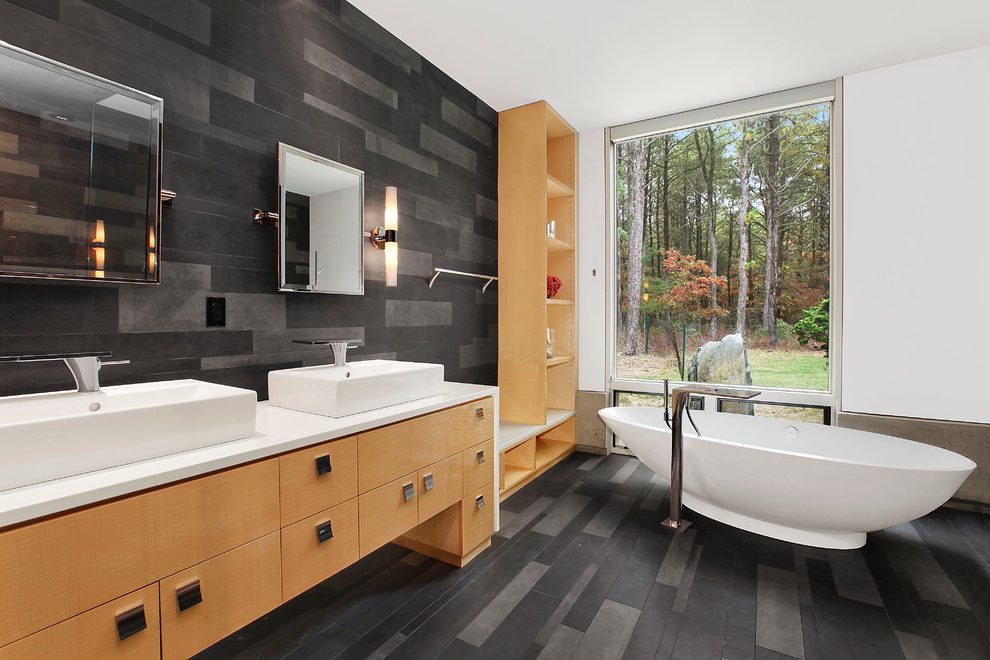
<box><xmin>599</xmin><ymin>406</ymin><xmax>976</xmax><ymax>549</ymax></box>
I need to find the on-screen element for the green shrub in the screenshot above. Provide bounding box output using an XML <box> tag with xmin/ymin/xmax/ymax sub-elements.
<box><xmin>795</xmin><ymin>298</ymin><xmax>829</xmax><ymax>356</ymax></box>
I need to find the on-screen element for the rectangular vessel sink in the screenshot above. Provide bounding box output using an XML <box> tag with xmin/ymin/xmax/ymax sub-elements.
<box><xmin>0</xmin><ymin>379</ymin><xmax>257</xmax><ymax>492</ymax></box>
<box><xmin>268</xmin><ymin>359</ymin><xmax>445</xmax><ymax>418</ymax></box>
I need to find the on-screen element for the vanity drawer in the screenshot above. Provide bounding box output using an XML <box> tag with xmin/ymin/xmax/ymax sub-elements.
<box><xmin>159</xmin><ymin>532</ymin><xmax>282</xmax><ymax>660</ymax></box>
<box><xmin>359</xmin><ymin>472</ymin><xmax>419</xmax><ymax>556</ymax></box>
<box><xmin>358</xmin><ymin>398</ymin><xmax>494</xmax><ymax>492</ymax></box>
<box><xmin>462</xmin><ymin>484</ymin><xmax>495</xmax><ymax>553</ymax></box>
<box><xmin>279</xmin><ymin>435</ymin><xmax>358</xmax><ymax>526</ymax></box>
<box><xmin>418</xmin><ymin>455</ymin><xmax>463</xmax><ymax>523</ymax></box>
<box><xmin>0</xmin><ymin>459</ymin><xmax>279</xmax><ymax>647</ymax></box>
<box><xmin>462</xmin><ymin>438</ymin><xmax>495</xmax><ymax>496</ymax></box>
<box><xmin>0</xmin><ymin>584</ymin><xmax>160</xmax><ymax>660</ymax></box>
<box><xmin>281</xmin><ymin>498</ymin><xmax>360</xmax><ymax>600</ymax></box>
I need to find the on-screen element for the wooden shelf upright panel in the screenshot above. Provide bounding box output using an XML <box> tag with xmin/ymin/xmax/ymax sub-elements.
<box><xmin>498</xmin><ymin>99</ymin><xmax>578</xmax><ymax>481</ymax></box>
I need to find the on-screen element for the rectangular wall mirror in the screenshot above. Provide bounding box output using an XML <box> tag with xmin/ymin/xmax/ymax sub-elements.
<box><xmin>0</xmin><ymin>41</ymin><xmax>163</xmax><ymax>284</ymax></box>
<box><xmin>278</xmin><ymin>143</ymin><xmax>364</xmax><ymax>295</ymax></box>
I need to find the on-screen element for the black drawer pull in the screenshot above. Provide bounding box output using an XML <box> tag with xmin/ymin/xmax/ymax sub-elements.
<box><xmin>316</xmin><ymin>521</ymin><xmax>334</xmax><ymax>543</ymax></box>
<box><xmin>176</xmin><ymin>579</ymin><xmax>203</xmax><ymax>612</ymax></box>
<box><xmin>476</xmin><ymin>495</ymin><xmax>486</xmax><ymax>510</ymax></box>
<box><xmin>315</xmin><ymin>454</ymin><xmax>332</xmax><ymax>476</ymax></box>
<box><xmin>475</xmin><ymin>407</ymin><xmax>485</xmax><ymax>418</ymax></box>
<box><xmin>423</xmin><ymin>473</ymin><xmax>435</xmax><ymax>491</ymax></box>
<box><xmin>403</xmin><ymin>482</ymin><xmax>416</xmax><ymax>501</ymax></box>
<box><xmin>115</xmin><ymin>604</ymin><xmax>147</xmax><ymax>641</ymax></box>
<box><xmin>476</xmin><ymin>450</ymin><xmax>486</xmax><ymax>464</ymax></box>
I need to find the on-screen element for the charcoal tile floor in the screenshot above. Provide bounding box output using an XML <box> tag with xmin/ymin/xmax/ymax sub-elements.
<box><xmin>198</xmin><ymin>454</ymin><xmax>990</xmax><ymax>659</ymax></box>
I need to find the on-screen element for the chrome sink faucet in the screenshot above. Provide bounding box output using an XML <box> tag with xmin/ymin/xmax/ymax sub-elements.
<box><xmin>0</xmin><ymin>351</ymin><xmax>130</xmax><ymax>393</ymax></box>
<box><xmin>662</xmin><ymin>381</ymin><xmax>760</xmax><ymax>533</ymax></box>
<box><xmin>291</xmin><ymin>338</ymin><xmax>363</xmax><ymax>367</ymax></box>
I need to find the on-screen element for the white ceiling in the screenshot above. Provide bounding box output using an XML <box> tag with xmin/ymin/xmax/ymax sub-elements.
<box><xmin>350</xmin><ymin>0</ymin><xmax>990</xmax><ymax>132</ymax></box>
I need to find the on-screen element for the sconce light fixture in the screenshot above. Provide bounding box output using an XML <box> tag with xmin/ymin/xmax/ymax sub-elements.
<box><xmin>147</xmin><ymin>225</ymin><xmax>157</xmax><ymax>274</ymax></box>
<box><xmin>92</xmin><ymin>219</ymin><xmax>106</xmax><ymax>279</ymax></box>
<box><xmin>366</xmin><ymin>186</ymin><xmax>398</xmax><ymax>287</ymax></box>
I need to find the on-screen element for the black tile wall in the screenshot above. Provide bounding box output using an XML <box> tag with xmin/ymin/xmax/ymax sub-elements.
<box><xmin>0</xmin><ymin>0</ymin><xmax>498</xmax><ymax>397</ymax></box>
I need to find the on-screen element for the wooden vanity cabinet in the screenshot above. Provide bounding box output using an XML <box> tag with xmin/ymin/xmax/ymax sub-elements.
<box><xmin>278</xmin><ymin>435</ymin><xmax>358</xmax><ymax>526</ymax></box>
<box><xmin>0</xmin><ymin>396</ymin><xmax>495</xmax><ymax>659</ymax></box>
<box><xmin>159</xmin><ymin>533</ymin><xmax>282</xmax><ymax>660</ymax></box>
<box><xmin>0</xmin><ymin>585</ymin><xmax>160</xmax><ymax>660</ymax></box>
<box><xmin>281</xmin><ymin>498</ymin><xmax>360</xmax><ymax>600</ymax></box>
<box><xmin>359</xmin><ymin>471</ymin><xmax>420</xmax><ymax>555</ymax></box>
<box><xmin>0</xmin><ymin>459</ymin><xmax>279</xmax><ymax>648</ymax></box>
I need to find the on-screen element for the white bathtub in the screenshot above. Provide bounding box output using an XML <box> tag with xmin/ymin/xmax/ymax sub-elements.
<box><xmin>599</xmin><ymin>406</ymin><xmax>976</xmax><ymax>549</ymax></box>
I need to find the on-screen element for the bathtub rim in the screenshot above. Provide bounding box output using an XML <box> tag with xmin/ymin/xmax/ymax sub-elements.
<box><xmin>598</xmin><ymin>406</ymin><xmax>978</xmax><ymax>474</ymax></box>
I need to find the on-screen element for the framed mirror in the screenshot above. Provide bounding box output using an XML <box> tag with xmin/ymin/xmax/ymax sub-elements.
<box><xmin>278</xmin><ymin>143</ymin><xmax>364</xmax><ymax>295</ymax></box>
<box><xmin>0</xmin><ymin>41</ymin><xmax>163</xmax><ymax>284</ymax></box>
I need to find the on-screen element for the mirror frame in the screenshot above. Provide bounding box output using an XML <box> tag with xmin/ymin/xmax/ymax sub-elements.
<box><xmin>0</xmin><ymin>40</ymin><xmax>164</xmax><ymax>285</ymax></box>
<box><xmin>276</xmin><ymin>142</ymin><xmax>365</xmax><ymax>295</ymax></box>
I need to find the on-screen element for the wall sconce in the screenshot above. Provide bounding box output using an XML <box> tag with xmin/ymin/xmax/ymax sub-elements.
<box><xmin>147</xmin><ymin>225</ymin><xmax>157</xmax><ymax>274</ymax></box>
<box><xmin>92</xmin><ymin>219</ymin><xmax>105</xmax><ymax>279</ymax></box>
<box><xmin>366</xmin><ymin>186</ymin><xmax>398</xmax><ymax>287</ymax></box>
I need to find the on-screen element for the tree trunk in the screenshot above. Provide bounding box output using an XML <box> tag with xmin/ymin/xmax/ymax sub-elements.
<box><xmin>735</xmin><ymin>121</ymin><xmax>752</xmax><ymax>337</ymax></box>
<box><xmin>661</xmin><ymin>135</ymin><xmax>672</xmax><ymax>252</ymax></box>
<box><xmin>762</xmin><ymin>115</ymin><xmax>782</xmax><ymax>346</ymax></box>
<box><xmin>623</xmin><ymin>141</ymin><xmax>647</xmax><ymax>355</ymax></box>
<box><xmin>693</xmin><ymin>129</ymin><xmax>719</xmax><ymax>339</ymax></box>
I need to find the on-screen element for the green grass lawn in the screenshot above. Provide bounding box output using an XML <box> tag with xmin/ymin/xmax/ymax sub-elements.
<box><xmin>617</xmin><ymin>347</ymin><xmax>828</xmax><ymax>391</ymax></box>
<box><xmin>746</xmin><ymin>349</ymin><xmax>828</xmax><ymax>391</ymax></box>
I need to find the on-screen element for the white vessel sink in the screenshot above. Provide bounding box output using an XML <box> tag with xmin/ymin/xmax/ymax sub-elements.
<box><xmin>268</xmin><ymin>359</ymin><xmax>445</xmax><ymax>418</ymax></box>
<box><xmin>0</xmin><ymin>379</ymin><xmax>257</xmax><ymax>491</ymax></box>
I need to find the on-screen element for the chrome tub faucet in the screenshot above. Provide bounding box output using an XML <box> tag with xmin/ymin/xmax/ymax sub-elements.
<box><xmin>661</xmin><ymin>380</ymin><xmax>760</xmax><ymax>533</ymax></box>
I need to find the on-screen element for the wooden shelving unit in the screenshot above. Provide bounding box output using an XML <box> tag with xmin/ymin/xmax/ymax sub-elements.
<box><xmin>498</xmin><ymin>100</ymin><xmax>578</xmax><ymax>499</ymax></box>
<box><xmin>546</xmin><ymin>236</ymin><xmax>574</xmax><ymax>252</ymax></box>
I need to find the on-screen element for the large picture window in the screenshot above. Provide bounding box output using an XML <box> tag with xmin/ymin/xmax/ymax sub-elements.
<box><xmin>610</xmin><ymin>86</ymin><xmax>833</xmax><ymax>396</ymax></box>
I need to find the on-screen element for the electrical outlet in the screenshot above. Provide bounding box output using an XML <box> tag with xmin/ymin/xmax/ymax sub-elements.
<box><xmin>206</xmin><ymin>297</ymin><xmax>226</xmax><ymax>327</ymax></box>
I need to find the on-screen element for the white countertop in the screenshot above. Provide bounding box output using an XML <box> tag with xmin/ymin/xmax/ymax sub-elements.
<box><xmin>0</xmin><ymin>382</ymin><xmax>498</xmax><ymax>529</ymax></box>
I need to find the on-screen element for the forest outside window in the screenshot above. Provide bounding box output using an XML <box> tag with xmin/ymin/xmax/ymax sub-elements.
<box><xmin>612</xmin><ymin>91</ymin><xmax>832</xmax><ymax>392</ymax></box>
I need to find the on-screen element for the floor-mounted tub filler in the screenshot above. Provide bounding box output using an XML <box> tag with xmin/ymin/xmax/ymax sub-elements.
<box><xmin>599</xmin><ymin>405</ymin><xmax>976</xmax><ymax>549</ymax></box>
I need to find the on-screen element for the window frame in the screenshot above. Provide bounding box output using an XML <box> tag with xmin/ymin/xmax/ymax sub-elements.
<box><xmin>604</xmin><ymin>80</ymin><xmax>844</xmax><ymax>449</ymax></box>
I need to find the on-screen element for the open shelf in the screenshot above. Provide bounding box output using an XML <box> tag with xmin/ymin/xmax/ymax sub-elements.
<box><xmin>535</xmin><ymin>438</ymin><xmax>573</xmax><ymax>469</ymax></box>
<box><xmin>499</xmin><ymin>408</ymin><xmax>575</xmax><ymax>452</ymax></box>
<box><xmin>547</xmin><ymin>174</ymin><xmax>574</xmax><ymax>198</ymax></box>
<box><xmin>503</xmin><ymin>465</ymin><xmax>532</xmax><ymax>492</ymax></box>
<box><xmin>547</xmin><ymin>236</ymin><xmax>574</xmax><ymax>252</ymax></box>
<box><xmin>546</xmin><ymin>355</ymin><xmax>573</xmax><ymax>368</ymax></box>
<box><xmin>547</xmin><ymin>298</ymin><xmax>573</xmax><ymax>306</ymax></box>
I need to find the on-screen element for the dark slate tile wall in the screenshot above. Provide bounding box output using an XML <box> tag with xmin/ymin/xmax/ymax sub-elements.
<box><xmin>0</xmin><ymin>0</ymin><xmax>498</xmax><ymax>398</ymax></box>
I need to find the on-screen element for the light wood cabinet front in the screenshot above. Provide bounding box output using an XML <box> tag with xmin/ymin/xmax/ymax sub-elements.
<box><xmin>281</xmin><ymin>498</ymin><xmax>359</xmax><ymax>600</ymax></box>
<box><xmin>159</xmin><ymin>532</ymin><xmax>282</xmax><ymax>660</ymax></box>
<box><xmin>462</xmin><ymin>483</ymin><xmax>495</xmax><ymax>553</ymax></box>
<box><xmin>0</xmin><ymin>584</ymin><xmax>160</xmax><ymax>660</ymax></box>
<box><xmin>418</xmin><ymin>455</ymin><xmax>462</xmax><ymax>523</ymax></box>
<box><xmin>461</xmin><ymin>438</ymin><xmax>495</xmax><ymax>496</ymax></box>
<box><xmin>358</xmin><ymin>398</ymin><xmax>494</xmax><ymax>492</ymax></box>
<box><xmin>0</xmin><ymin>459</ymin><xmax>279</xmax><ymax>647</ymax></box>
<box><xmin>359</xmin><ymin>472</ymin><xmax>419</xmax><ymax>556</ymax></box>
<box><xmin>279</xmin><ymin>435</ymin><xmax>358</xmax><ymax>526</ymax></box>
<box><xmin>0</xmin><ymin>398</ymin><xmax>498</xmax><ymax>654</ymax></box>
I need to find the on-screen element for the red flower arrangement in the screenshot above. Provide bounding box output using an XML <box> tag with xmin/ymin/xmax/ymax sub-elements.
<box><xmin>546</xmin><ymin>275</ymin><xmax>562</xmax><ymax>299</ymax></box>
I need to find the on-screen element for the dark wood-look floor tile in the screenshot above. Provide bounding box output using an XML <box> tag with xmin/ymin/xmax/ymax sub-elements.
<box><xmin>194</xmin><ymin>453</ymin><xmax>990</xmax><ymax>660</ymax></box>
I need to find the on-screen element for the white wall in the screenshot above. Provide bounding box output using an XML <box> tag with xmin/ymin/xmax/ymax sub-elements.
<box><xmin>842</xmin><ymin>45</ymin><xmax>990</xmax><ymax>423</ymax></box>
<box><xmin>577</xmin><ymin>128</ymin><xmax>607</xmax><ymax>392</ymax></box>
